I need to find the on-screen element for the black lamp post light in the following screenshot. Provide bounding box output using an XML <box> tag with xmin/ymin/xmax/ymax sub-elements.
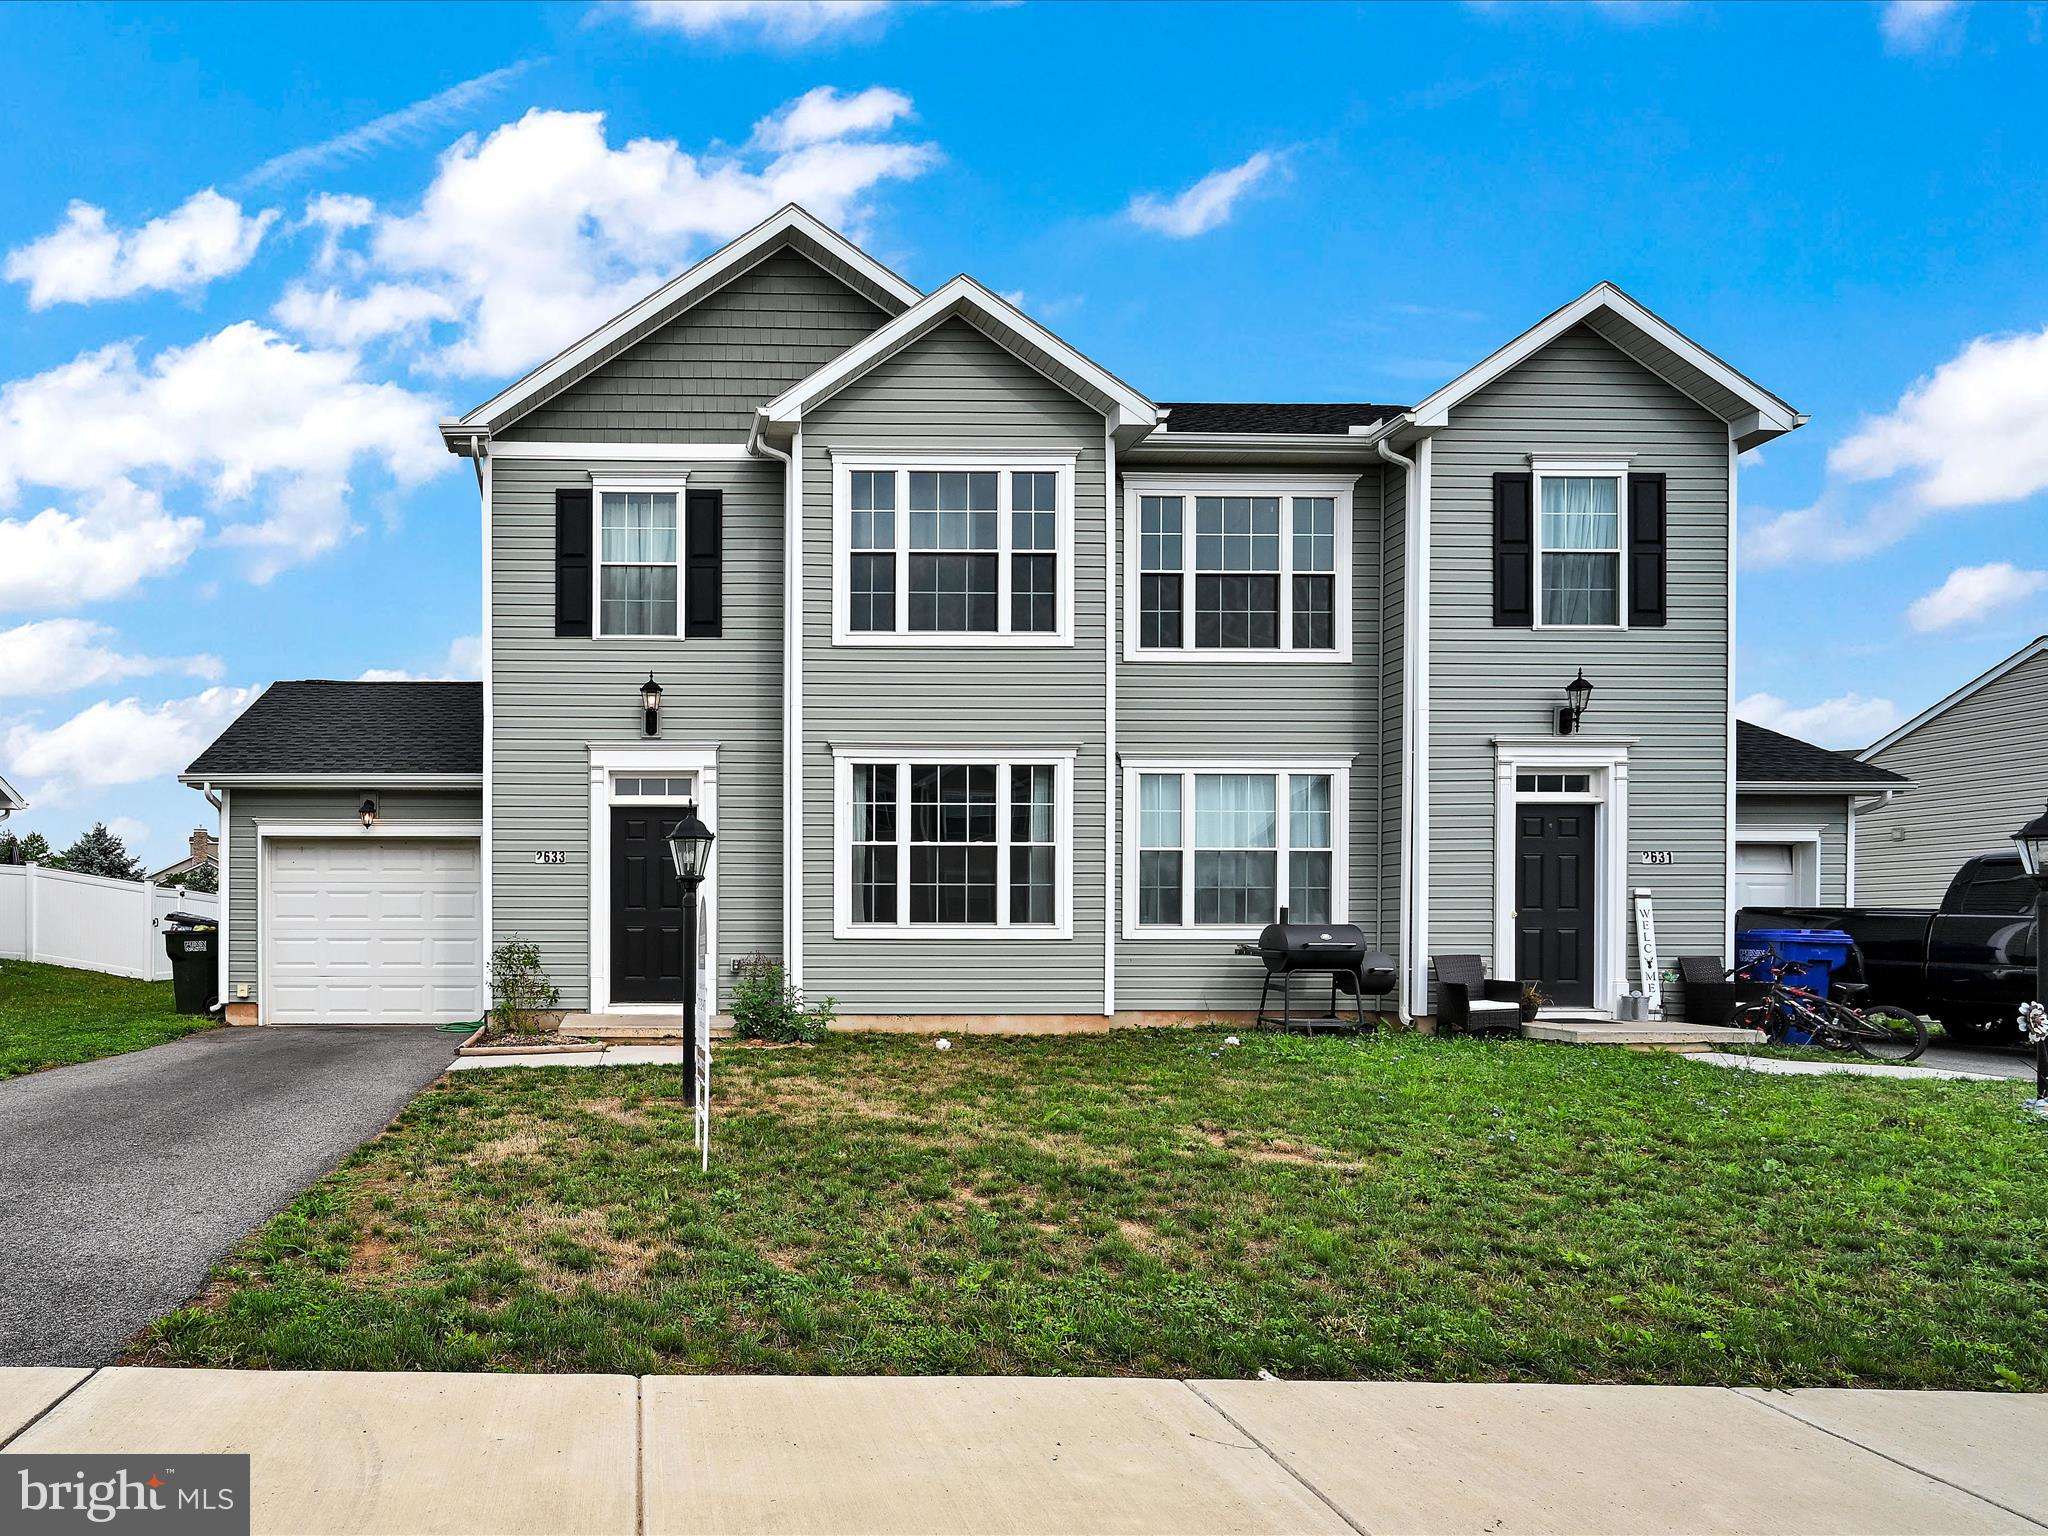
<box><xmin>1557</xmin><ymin>670</ymin><xmax>1595</xmax><ymax>736</ymax></box>
<box><xmin>2011</xmin><ymin>799</ymin><xmax>2048</xmax><ymax>1107</ymax></box>
<box><xmin>640</xmin><ymin>672</ymin><xmax>663</xmax><ymax>739</ymax></box>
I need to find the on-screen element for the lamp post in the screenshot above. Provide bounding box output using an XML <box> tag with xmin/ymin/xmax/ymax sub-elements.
<box><xmin>1558</xmin><ymin>670</ymin><xmax>1595</xmax><ymax>736</ymax></box>
<box><xmin>2010</xmin><ymin>800</ymin><xmax>2048</xmax><ymax>1100</ymax></box>
<box><xmin>665</xmin><ymin>803</ymin><xmax>715</xmax><ymax>1100</ymax></box>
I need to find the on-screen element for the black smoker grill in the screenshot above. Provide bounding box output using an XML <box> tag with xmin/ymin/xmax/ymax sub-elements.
<box><xmin>1234</xmin><ymin>911</ymin><xmax>1396</xmax><ymax>1032</ymax></box>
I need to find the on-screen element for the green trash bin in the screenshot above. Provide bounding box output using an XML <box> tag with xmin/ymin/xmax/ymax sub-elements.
<box><xmin>162</xmin><ymin>911</ymin><xmax>218</xmax><ymax>1015</ymax></box>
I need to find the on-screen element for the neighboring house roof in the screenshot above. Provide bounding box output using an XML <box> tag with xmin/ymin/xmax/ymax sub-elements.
<box><xmin>1404</xmin><ymin>281</ymin><xmax>1805</xmax><ymax>452</ymax></box>
<box><xmin>1738</xmin><ymin>720</ymin><xmax>1907</xmax><ymax>789</ymax></box>
<box><xmin>444</xmin><ymin>205</ymin><xmax>923</xmax><ymax>447</ymax></box>
<box><xmin>1158</xmin><ymin>402</ymin><xmax>1408</xmax><ymax>435</ymax></box>
<box><xmin>0</xmin><ymin>773</ymin><xmax>24</xmax><ymax>814</ymax></box>
<box><xmin>758</xmin><ymin>273</ymin><xmax>1157</xmax><ymax>442</ymax></box>
<box><xmin>1858</xmin><ymin>634</ymin><xmax>2048</xmax><ymax>760</ymax></box>
<box><xmin>148</xmin><ymin>830</ymin><xmax>218</xmax><ymax>882</ymax></box>
<box><xmin>181</xmin><ymin>682</ymin><xmax>483</xmax><ymax>781</ymax></box>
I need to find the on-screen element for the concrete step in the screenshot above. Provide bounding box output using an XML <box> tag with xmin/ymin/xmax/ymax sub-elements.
<box><xmin>1522</xmin><ymin>1018</ymin><xmax>1766</xmax><ymax>1050</ymax></box>
<box><xmin>558</xmin><ymin>1013</ymin><xmax>730</xmax><ymax>1042</ymax></box>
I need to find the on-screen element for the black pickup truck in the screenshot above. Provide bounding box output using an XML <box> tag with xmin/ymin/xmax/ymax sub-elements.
<box><xmin>1738</xmin><ymin>851</ymin><xmax>2039</xmax><ymax>1046</ymax></box>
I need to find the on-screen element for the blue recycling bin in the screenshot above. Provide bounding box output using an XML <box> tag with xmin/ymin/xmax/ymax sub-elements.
<box><xmin>1734</xmin><ymin>927</ymin><xmax>1856</xmax><ymax>999</ymax></box>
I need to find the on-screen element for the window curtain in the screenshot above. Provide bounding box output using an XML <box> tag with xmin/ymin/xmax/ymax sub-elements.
<box><xmin>1540</xmin><ymin>476</ymin><xmax>1619</xmax><ymax>625</ymax></box>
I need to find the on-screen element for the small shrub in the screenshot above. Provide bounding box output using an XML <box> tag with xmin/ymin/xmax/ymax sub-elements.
<box><xmin>488</xmin><ymin>937</ymin><xmax>560</xmax><ymax>1039</ymax></box>
<box><xmin>730</xmin><ymin>953</ymin><xmax>835</xmax><ymax>1043</ymax></box>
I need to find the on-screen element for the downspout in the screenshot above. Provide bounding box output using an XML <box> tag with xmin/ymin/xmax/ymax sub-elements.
<box><xmin>1375</xmin><ymin>434</ymin><xmax>1418</xmax><ymax>1023</ymax></box>
<box><xmin>748</xmin><ymin>409</ymin><xmax>801</xmax><ymax>986</ymax></box>
<box><xmin>1845</xmin><ymin>787</ymin><xmax>1898</xmax><ymax>905</ymax></box>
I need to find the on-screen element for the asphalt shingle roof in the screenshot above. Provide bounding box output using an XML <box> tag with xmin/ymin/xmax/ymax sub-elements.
<box><xmin>1737</xmin><ymin>720</ymin><xmax>1906</xmax><ymax>787</ymax></box>
<box><xmin>185</xmin><ymin>681</ymin><xmax>482</xmax><ymax>777</ymax></box>
<box><xmin>1157</xmin><ymin>402</ymin><xmax>1409</xmax><ymax>436</ymax></box>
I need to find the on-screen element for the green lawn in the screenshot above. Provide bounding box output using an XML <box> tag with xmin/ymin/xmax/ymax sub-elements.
<box><xmin>140</xmin><ymin>1031</ymin><xmax>2048</xmax><ymax>1389</ymax></box>
<box><xmin>0</xmin><ymin>960</ymin><xmax>216</xmax><ymax>1079</ymax></box>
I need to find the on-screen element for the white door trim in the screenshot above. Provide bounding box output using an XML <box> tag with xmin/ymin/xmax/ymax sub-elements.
<box><xmin>1491</xmin><ymin>739</ymin><xmax>1630</xmax><ymax>1012</ymax></box>
<box><xmin>588</xmin><ymin>744</ymin><xmax>720</xmax><ymax>1017</ymax></box>
<box><xmin>253</xmin><ymin>821</ymin><xmax>484</xmax><ymax>1026</ymax></box>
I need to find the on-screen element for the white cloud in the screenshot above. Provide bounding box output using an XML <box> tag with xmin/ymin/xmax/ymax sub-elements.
<box><xmin>751</xmin><ymin>85</ymin><xmax>912</xmax><ymax>151</ymax></box>
<box><xmin>1127</xmin><ymin>151</ymin><xmax>1282</xmax><ymax>239</ymax></box>
<box><xmin>624</xmin><ymin>1</ymin><xmax>893</xmax><ymax>47</ymax></box>
<box><xmin>1906</xmin><ymin>562</ymin><xmax>2048</xmax><ymax>633</ymax></box>
<box><xmin>1737</xmin><ymin>690</ymin><xmax>1903</xmax><ymax>750</ymax></box>
<box><xmin>4</xmin><ymin>190</ymin><xmax>277</xmax><ymax>309</ymax></box>
<box><xmin>103</xmin><ymin>815</ymin><xmax>152</xmax><ymax>850</ymax></box>
<box><xmin>357</xmin><ymin>633</ymin><xmax>483</xmax><ymax>682</ymax></box>
<box><xmin>4</xmin><ymin>686</ymin><xmax>258</xmax><ymax>794</ymax></box>
<box><xmin>272</xmin><ymin>281</ymin><xmax>460</xmax><ymax>348</ymax></box>
<box><xmin>0</xmin><ymin>322</ymin><xmax>446</xmax><ymax>585</ymax></box>
<box><xmin>241</xmin><ymin>62</ymin><xmax>537</xmax><ymax>189</ymax></box>
<box><xmin>0</xmin><ymin>619</ymin><xmax>221</xmax><ymax>697</ymax></box>
<box><xmin>296</xmin><ymin>103</ymin><xmax>936</xmax><ymax>376</ymax></box>
<box><xmin>1745</xmin><ymin>322</ymin><xmax>2048</xmax><ymax>566</ymax></box>
<box><xmin>0</xmin><ymin>483</ymin><xmax>204</xmax><ymax>612</ymax></box>
<box><xmin>1880</xmin><ymin>0</ymin><xmax>1963</xmax><ymax>53</ymax></box>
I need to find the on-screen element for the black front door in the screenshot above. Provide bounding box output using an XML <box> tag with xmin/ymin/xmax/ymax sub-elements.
<box><xmin>1515</xmin><ymin>804</ymin><xmax>1597</xmax><ymax>1008</ymax></box>
<box><xmin>611</xmin><ymin>806</ymin><xmax>687</xmax><ymax>1004</ymax></box>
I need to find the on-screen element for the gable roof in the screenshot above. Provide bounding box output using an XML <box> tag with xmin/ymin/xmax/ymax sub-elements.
<box><xmin>444</xmin><ymin>205</ymin><xmax>923</xmax><ymax>447</ymax></box>
<box><xmin>1859</xmin><ymin>634</ymin><xmax>2048</xmax><ymax>760</ymax></box>
<box><xmin>1738</xmin><ymin>720</ymin><xmax>1906</xmax><ymax>789</ymax></box>
<box><xmin>757</xmin><ymin>274</ymin><xmax>1158</xmax><ymax>443</ymax></box>
<box><xmin>1406</xmin><ymin>282</ymin><xmax>1805</xmax><ymax>452</ymax></box>
<box><xmin>0</xmin><ymin>773</ymin><xmax>24</xmax><ymax>813</ymax></box>
<box><xmin>181</xmin><ymin>682</ymin><xmax>482</xmax><ymax>781</ymax></box>
<box><xmin>1158</xmin><ymin>402</ymin><xmax>1408</xmax><ymax>435</ymax></box>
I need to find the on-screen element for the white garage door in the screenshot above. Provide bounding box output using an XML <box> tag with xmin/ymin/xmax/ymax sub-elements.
<box><xmin>1734</xmin><ymin>842</ymin><xmax>1801</xmax><ymax>912</ymax></box>
<box><xmin>265</xmin><ymin>838</ymin><xmax>484</xmax><ymax>1025</ymax></box>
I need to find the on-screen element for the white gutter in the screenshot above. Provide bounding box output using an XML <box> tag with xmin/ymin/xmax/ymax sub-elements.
<box><xmin>749</xmin><ymin>409</ymin><xmax>804</xmax><ymax>987</ymax></box>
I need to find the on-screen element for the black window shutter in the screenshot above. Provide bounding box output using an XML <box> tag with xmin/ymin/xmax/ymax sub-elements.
<box><xmin>1627</xmin><ymin>472</ymin><xmax>1667</xmax><ymax>627</ymax></box>
<box><xmin>554</xmin><ymin>488</ymin><xmax>592</xmax><ymax>638</ymax></box>
<box><xmin>1493</xmin><ymin>472</ymin><xmax>1534</xmax><ymax>626</ymax></box>
<box><xmin>684</xmin><ymin>489</ymin><xmax>723</xmax><ymax>638</ymax></box>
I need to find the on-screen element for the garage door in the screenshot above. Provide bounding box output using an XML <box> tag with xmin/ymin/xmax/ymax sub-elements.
<box><xmin>1734</xmin><ymin>842</ymin><xmax>1801</xmax><ymax>912</ymax></box>
<box><xmin>265</xmin><ymin>839</ymin><xmax>484</xmax><ymax>1025</ymax></box>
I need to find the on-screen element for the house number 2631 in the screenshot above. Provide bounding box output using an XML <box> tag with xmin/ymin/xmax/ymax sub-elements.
<box><xmin>533</xmin><ymin>850</ymin><xmax>569</xmax><ymax>865</ymax></box>
<box><xmin>1640</xmin><ymin>850</ymin><xmax>1674</xmax><ymax>865</ymax></box>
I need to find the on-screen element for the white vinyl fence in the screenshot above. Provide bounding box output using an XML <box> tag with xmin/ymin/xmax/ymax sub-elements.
<box><xmin>0</xmin><ymin>863</ymin><xmax>219</xmax><ymax>982</ymax></box>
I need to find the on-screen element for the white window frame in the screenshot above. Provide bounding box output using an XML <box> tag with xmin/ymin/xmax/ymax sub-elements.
<box><xmin>830</xmin><ymin>452</ymin><xmax>1077</xmax><ymax>647</ymax></box>
<box><xmin>591</xmin><ymin>472</ymin><xmax>691</xmax><ymax>640</ymax></box>
<box><xmin>832</xmin><ymin>746</ymin><xmax>1076</xmax><ymax>939</ymax></box>
<box><xmin>1119</xmin><ymin>756</ymin><xmax>1352</xmax><ymax>939</ymax></box>
<box><xmin>1530</xmin><ymin>458</ymin><xmax>1628</xmax><ymax>632</ymax></box>
<box><xmin>1121</xmin><ymin>473</ymin><xmax>1354</xmax><ymax>663</ymax></box>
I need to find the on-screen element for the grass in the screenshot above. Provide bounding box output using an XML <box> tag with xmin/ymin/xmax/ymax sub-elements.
<box><xmin>139</xmin><ymin>1030</ymin><xmax>2048</xmax><ymax>1389</ymax></box>
<box><xmin>0</xmin><ymin>960</ymin><xmax>216</xmax><ymax>1079</ymax></box>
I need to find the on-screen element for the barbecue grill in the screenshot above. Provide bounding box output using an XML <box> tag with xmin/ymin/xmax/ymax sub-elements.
<box><xmin>1234</xmin><ymin>910</ymin><xmax>1396</xmax><ymax>1032</ymax></box>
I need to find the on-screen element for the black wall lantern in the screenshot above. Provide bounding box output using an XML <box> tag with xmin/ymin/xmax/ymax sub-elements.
<box><xmin>358</xmin><ymin>796</ymin><xmax>379</xmax><ymax>831</ymax></box>
<box><xmin>1557</xmin><ymin>670</ymin><xmax>1595</xmax><ymax>736</ymax></box>
<box><xmin>640</xmin><ymin>672</ymin><xmax>663</xmax><ymax>739</ymax></box>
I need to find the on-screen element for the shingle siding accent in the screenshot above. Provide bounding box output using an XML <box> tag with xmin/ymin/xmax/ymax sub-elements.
<box><xmin>1736</xmin><ymin>792</ymin><xmax>1853</xmax><ymax>907</ymax></box>
<box><xmin>1855</xmin><ymin>649</ymin><xmax>2048</xmax><ymax>905</ymax></box>
<box><xmin>1112</xmin><ymin>460</ymin><xmax>1393</xmax><ymax>1011</ymax></box>
<box><xmin>800</xmin><ymin>319</ymin><xmax>1108</xmax><ymax>1013</ymax></box>
<box><xmin>1426</xmin><ymin>324</ymin><xmax>1732</xmax><ymax>991</ymax></box>
<box><xmin>489</xmin><ymin>455</ymin><xmax>784</xmax><ymax>1008</ymax></box>
<box><xmin>497</xmin><ymin>248</ymin><xmax>889</xmax><ymax>443</ymax></box>
<box><xmin>225</xmin><ymin>786</ymin><xmax>482</xmax><ymax>994</ymax></box>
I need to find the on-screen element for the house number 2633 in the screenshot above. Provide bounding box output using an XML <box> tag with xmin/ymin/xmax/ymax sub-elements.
<box><xmin>1640</xmin><ymin>850</ymin><xmax>1674</xmax><ymax>865</ymax></box>
<box><xmin>533</xmin><ymin>850</ymin><xmax>569</xmax><ymax>865</ymax></box>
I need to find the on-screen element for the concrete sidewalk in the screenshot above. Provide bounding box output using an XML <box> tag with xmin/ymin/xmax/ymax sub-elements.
<box><xmin>2</xmin><ymin>1368</ymin><xmax>2041</xmax><ymax>1535</ymax></box>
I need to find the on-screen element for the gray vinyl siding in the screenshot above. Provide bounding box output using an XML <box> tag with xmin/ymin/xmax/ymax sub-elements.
<box><xmin>1736</xmin><ymin>793</ymin><xmax>1852</xmax><ymax>906</ymax></box>
<box><xmin>498</xmin><ymin>249</ymin><xmax>888</xmax><ymax>444</ymax></box>
<box><xmin>489</xmin><ymin>455</ymin><xmax>784</xmax><ymax>1008</ymax></box>
<box><xmin>225</xmin><ymin>785</ymin><xmax>481</xmax><ymax>995</ymax></box>
<box><xmin>1855</xmin><ymin>648</ymin><xmax>2048</xmax><ymax>905</ymax></box>
<box><xmin>1426</xmin><ymin>324</ymin><xmax>1731</xmax><ymax>998</ymax></box>
<box><xmin>800</xmin><ymin>319</ymin><xmax>1108</xmax><ymax>1013</ymax></box>
<box><xmin>1113</xmin><ymin>463</ymin><xmax>1393</xmax><ymax>1011</ymax></box>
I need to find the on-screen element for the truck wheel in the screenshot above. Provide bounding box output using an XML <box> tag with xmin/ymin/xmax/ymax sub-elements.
<box><xmin>1940</xmin><ymin>1011</ymin><xmax>2020</xmax><ymax>1048</ymax></box>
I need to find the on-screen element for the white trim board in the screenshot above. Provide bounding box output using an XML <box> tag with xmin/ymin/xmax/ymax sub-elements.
<box><xmin>1858</xmin><ymin>634</ymin><xmax>2048</xmax><ymax>760</ymax></box>
<box><xmin>488</xmin><ymin>441</ymin><xmax>756</xmax><ymax>461</ymax></box>
<box><xmin>587</xmin><ymin>744</ymin><xmax>720</xmax><ymax>1019</ymax></box>
<box><xmin>1491</xmin><ymin>739</ymin><xmax>1631</xmax><ymax>1014</ymax></box>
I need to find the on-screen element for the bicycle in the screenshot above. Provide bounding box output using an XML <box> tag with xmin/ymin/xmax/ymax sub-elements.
<box><xmin>1726</xmin><ymin>959</ymin><xmax>1930</xmax><ymax>1063</ymax></box>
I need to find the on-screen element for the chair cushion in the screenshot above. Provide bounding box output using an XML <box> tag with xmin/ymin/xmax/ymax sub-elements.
<box><xmin>1467</xmin><ymin>999</ymin><xmax>1520</xmax><ymax>1013</ymax></box>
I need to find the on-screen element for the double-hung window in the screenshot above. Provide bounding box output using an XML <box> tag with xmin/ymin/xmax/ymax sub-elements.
<box><xmin>598</xmin><ymin>488</ymin><xmax>681</xmax><ymax>637</ymax></box>
<box><xmin>836</xmin><ymin>750</ymin><xmax>1073</xmax><ymax>936</ymax></box>
<box><xmin>836</xmin><ymin>457</ymin><xmax>1073</xmax><ymax>644</ymax></box>
<box><xmin>1533</xmin><ymin>463</ymin><xmax>1624</xmax><ymax>627</ymax></box>
<box><xmin>1125</xmin><ymin>476</ymin><xmax>1351</xmax><ymax>658</ymax></box>
<box><xmin>1124</xmin><ymin>761</ymin><xmax>1348</xmax><ymax>934</ymax></box>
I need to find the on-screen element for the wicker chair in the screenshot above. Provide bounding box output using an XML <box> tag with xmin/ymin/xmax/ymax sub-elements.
<box><xmin>1676</xmin><ymin>955</ymin><xmax>1771</xmax><ymax>1026</ymax></box>
<box><xmin>1431</xmin><ymin>954</ymin><xmax>1524</xmax><ymax>1037</ymax></box>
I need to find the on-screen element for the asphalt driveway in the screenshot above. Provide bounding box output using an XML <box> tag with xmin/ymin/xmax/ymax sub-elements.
<box><xmin>0</xmin><ymin>1026</ymin><xmax>455</xmax><ymax>1366</ymax></box>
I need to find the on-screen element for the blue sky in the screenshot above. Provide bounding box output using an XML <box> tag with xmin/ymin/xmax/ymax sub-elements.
<box><xmin>1</xmin><ymin>0</ymin><xmax>2044</xmax><ymax>869</ymax></box>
